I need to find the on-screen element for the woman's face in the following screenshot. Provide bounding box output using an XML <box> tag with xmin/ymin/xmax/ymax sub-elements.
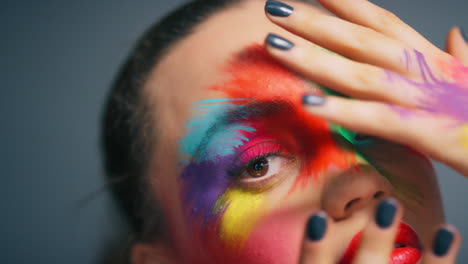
<box><xmin>144</xmin><ymin>1</ymin><xmax>444</xmax><ymax>263</ymax></box>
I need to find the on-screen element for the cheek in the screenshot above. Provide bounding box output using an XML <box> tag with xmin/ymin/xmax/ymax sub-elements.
<box><xmin>208</xmin><ymin>210</ymin><xmax>305</xmax><ymax>264</ymax></box>
<box><xmin>242</xmin><ymin>212</ymin><xmax>304</xmax><ymax>263</ymax></box>
<box><xmin>215</xmin><ymin>188</ymin><xmax>266</xmax><ymax>247</ymax></box>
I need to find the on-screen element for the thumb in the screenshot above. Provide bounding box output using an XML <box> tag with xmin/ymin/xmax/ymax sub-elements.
<box><xmin>446</xmin><ymin>26</ymin><xmax>468</xmax><ymax>66</ymax></box>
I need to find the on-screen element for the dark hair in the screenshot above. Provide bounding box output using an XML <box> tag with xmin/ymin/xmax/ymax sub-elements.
<box><xmin>101</xmin><ymin>0</ymin><xmax>245</xmax><ymax>243</ymax></box>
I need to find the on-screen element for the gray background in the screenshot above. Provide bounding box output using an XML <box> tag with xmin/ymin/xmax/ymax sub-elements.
<box><xmin>2</xmin><ymin>0</ymin><xmax>468</xmax><ymax>263</ymax></box>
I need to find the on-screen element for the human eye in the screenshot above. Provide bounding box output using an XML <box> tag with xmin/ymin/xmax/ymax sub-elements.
<box><xmin>229</xmin><ymin>141</ymin><xmax>296</xmax><ymax>189</ymax></box>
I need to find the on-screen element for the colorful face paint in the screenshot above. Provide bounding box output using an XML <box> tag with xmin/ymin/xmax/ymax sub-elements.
<box><xmin>387</xmin><ymin>50</ymin><xmax>468</xmax><ymax>149</ymax></box>
<box><xmin>210</xmin><ymin>45</ymin><xmax>359</xmax><ymax>191</ymax></box>
<box><xmin>178</xmin><ymin>44</ymin><xmax>360</xmax><ymax>251</ymax></box>
<box><xmin>178</xmin><ymin>44</ymin><xmax>420</xmax><ymax>255</ymax></box>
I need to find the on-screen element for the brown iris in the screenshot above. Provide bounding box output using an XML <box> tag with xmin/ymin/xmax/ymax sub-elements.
<box><xmin>246</xmin><ymin>157</ymin><xmax>269</xmax><ymax>178</ymax></box>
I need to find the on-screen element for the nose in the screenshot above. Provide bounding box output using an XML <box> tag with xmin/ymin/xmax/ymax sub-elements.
<box><xmin>321</xmin><ymin>164</ymin><xmax>393</xmax><ymax>220</ymax></box>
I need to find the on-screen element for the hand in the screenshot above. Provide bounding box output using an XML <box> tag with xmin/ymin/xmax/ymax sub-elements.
<box><xmin>446</xmin><ymin>27</ymin><xmax>468</xmax><ymax>65</ymax></box>
<box><xmin>263</xmin><ymin>0</ymin><xmax>468</xmax><ymax>176</ymax></box>
<box><xmin>299</xmin><ymin>199</ymin><xmax>461</xmax><ymax>263</ymax></box>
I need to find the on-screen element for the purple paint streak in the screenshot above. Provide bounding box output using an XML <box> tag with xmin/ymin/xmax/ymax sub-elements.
<box><xmin>180</xmin><ymin>154</ymin><xmax>234</xmax><ymax>222</ymax></box>
<box><xmin>387</xmin><ymin>50</ymin><xmax>468</xmax><ymax>123</ymax></box>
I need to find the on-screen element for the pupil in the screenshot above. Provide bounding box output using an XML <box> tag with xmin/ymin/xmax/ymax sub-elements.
<box><xmin>253</xmin><ymin>161</ymin><xmax>265</xmax><ymax>171</ymax></box>
<box><xmin>247</xmin><ymin>157</ymin><xmax>269</xmax><ymax>178</ymax></box>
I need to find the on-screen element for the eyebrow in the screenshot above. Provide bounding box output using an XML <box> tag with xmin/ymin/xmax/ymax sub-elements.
<box><xmin>224</xmin><ymin>99</ymin><xmax>294</xmax><ymax>123</ymax></box>
<box><xmin>193</xmin><ymin>99</ymin><xmax>295</xmax><ymax>158</ymax></box>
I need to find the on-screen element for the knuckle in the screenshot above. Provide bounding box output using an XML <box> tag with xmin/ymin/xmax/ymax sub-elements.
<box><xmin>348</xmin><ymin>28</ymin><xmax>374</xmax><ymax>53</ymax></box>
<box><xmin>352</xmin><ymin>66</ymin><xmax>379</xmax><ymax>92</ymax></box>
<box><xmin>295</xmin><ymin>9</ymin><xmax>321</xmax><ymax>32</ymax></box>
<box><xmin>377</xmin><ymin>10</ymin><xmax>401</xmax><ymax>28</ymax></box>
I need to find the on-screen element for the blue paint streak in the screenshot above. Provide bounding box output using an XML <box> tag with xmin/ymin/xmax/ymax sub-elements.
<box><xmin>194</xmin><ymin>98</ymin><xmax>250</xmax><ymax>104</ymax></box>
<box><xmin>178</xmin><ymin>98</ymin><xmax>256</xmax><ymax>163</ymax></box>
<box><xmin>178</xmin><ymin>98</ymin><xmax>258</xmax><ymax>223</ymax></box>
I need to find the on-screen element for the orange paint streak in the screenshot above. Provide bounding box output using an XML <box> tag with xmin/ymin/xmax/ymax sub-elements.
<box><xmin>436</xmin><ymin>58</ymin><xmax>468</xmax><ymax>85</ymax></box>
<box><xmin>212</xmin><ymin>44</ymin><xmax>356</xmax><ymax>193</ymax></box>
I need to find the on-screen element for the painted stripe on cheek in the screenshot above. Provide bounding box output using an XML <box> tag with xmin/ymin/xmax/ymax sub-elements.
<box><xmin>214</xmin><ymin>188</ymin><xmax>265</xmax><ymax>248</ymax></box>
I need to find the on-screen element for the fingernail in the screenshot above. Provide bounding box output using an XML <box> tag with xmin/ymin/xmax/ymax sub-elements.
<box><xmin>302</xmin><ymin>94</ymin><xmax>325</xmax><ymax>106</ymax></box>
<box><xmin>375</xmin><ymin>199</ymin><xmax>397</xmax><ymax>228</ymax></box>
<box><xmin>460</xmin><ymin>27</ymin><xmax>467</xmax><ymax>42</ymax></box>
<box><xmin>266</xmin><ymin>33</ymin><xmax>295</xmax><ymax>50</ymax></box>
<box><xmin>432</xmin><ymin>228</ymin><xmax>454</xmax><ymax>257</ymax></box>
<box><xmin>265</xmin><ymin>0</ymin><xmax>294</xmax><ymax>17</ymax></box>
<box><xmin>306</xmin><ymin>212</ymin><xmax>327</xmax><ymax>241</ymax></box>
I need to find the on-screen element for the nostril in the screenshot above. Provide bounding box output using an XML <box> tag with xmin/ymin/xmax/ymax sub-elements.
<box><xmin>345</xmin><ymin>198</ymin><xmax>361</xmax><ymax>211</ymax></box>
<box><xmin>373</xmin><ymin>191</ymin><xmax>385</xmax><ymax>199</ymax></box>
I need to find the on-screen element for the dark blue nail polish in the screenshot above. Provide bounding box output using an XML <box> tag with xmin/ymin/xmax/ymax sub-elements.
<box><xmin>375</xmin><ymin>199</ymin><xmax>397</xmax><ymax>228</ymax></box>
<box><xmin>266</xmin><ymin>33</ymin><xmax>294</xmax><ymax>50</ymax></box>
<box><xmin>461</xmin><ymin>27</ymin><xmax>467</xmax><ymax>42</ymax></box>
<box><xmin>302</xmin><ymin>94</ymin><xmax>325</xmax><ymax>105</ymax></box>
<box><xmin>306</xmin><ymin>213</ymin><xmax>327</xmax><ymax>241</ymax></box>
<box><xmin>265</xmin><ymin>0</ymin><xmax>294</xmax><ymax>17</ymax></box>
<box><xmin>433</xmin><ymin>228</ymin><xmax>454</xmax><ymax>257</ymax></box>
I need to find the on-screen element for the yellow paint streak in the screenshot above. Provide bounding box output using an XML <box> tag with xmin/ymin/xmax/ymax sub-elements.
<box><xmin>213</xmin><ymin>188</ymin><xmax>265</xmax><ymax>249</ymax></box>
<box><xmin>460</xmin><ymin>125</ymin><xmax>468</xmax><ymax>150</ymax></box>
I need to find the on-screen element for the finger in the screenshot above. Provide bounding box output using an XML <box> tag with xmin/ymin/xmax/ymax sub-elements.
<box><xmin>300</xmin><ymin>212</ymin><xmax>334</xmax><ymax>263</ymax></box>
<box><xmin>301</xmin><ymin>93</ymin><xmax>429</xmax><ymax>151</ymax></box>
<box><xmin>446</xmin><ymin>26</ymin><xmax>468</xmax><ymax>66</ymax></box>
<box><xmin>265</xmin><ymin>34</ymin><xmax>417</xmax><ymax>107</ymax></box>
<box><xmin>353</xmin><ymin>199</ymin><xmax>403</xmax><ymax>264</ymax></box>
<box><xmin>422</xmin><ymin>225</ymin><xmax>461</xmax><ymax>264</ymax></box>
<box><xmin>316</xmin><ymin>0</ymin><xmax>445</xmax><ymax>58</ymax></box>
<box><xmin>264</xmin><ymin>0</ymin><xmax>416</xmax><ymax>76</ymax></box>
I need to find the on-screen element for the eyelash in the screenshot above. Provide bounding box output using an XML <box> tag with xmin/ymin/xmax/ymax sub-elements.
<box><xmin>229</xmin><ymin>141</ymin><xmax>281</xmax><ymax>174</ymax></box>
<box><xmin>228</xmin><ymin>141</ymin><xmax>295</xmax><ymax>189</ymax></box>
<box><xmin>236</xmin><ymin>152</ymin><xmax>281</xmax><ymax>176</ymax></box>
<box><xmin>238</xmin><ymin>141</ymin><xmax>283</xmax><ymax>163</ymax></box>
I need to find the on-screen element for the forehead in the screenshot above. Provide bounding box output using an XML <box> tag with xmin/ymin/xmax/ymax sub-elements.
<box><xmin>145</xmin><ymin>0</ymin><xmax>315</xmax><ymax>142</ymax></box>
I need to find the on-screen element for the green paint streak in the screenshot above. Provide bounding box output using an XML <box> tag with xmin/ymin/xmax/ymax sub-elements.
<box><xmin>319</xmin><ymin>85</ymin><xmax>424</xmax><ymax>206</ymax></box>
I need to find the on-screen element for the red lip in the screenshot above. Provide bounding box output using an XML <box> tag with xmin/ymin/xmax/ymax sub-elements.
<box><xmin>339</xmin><ymin>222</ymin><xmax>421</xmax><ymax>264</ymax></box>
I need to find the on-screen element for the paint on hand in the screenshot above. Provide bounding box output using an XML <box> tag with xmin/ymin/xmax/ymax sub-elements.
<box><xmin>436</xmin><ymin>56</ymin><xmax>468</xmax><ymax>85</ymax></box>
<box><xmin>460</xmin><ymin>125</ymin><xmax>468</xmax><ymax>150</ymax></box>
<box><xmin>388</xmin><ymin>50</ymin><xmax>468</xmax><ymax>123</ymax></box>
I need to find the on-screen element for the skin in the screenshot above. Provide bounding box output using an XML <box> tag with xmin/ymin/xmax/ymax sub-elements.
<box><xmin>266</xmin><ymin>0</ymin><xmax>468</xmax><ymax>176</ymax></box>
<box><xmin>130</xmin><ymin>0</ymin><xmax>467</xmax><ymax>263</ymax></box>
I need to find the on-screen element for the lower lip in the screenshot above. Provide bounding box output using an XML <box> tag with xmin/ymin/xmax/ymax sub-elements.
<box><xmin>339</xmin><ymin>222</ymin><xmax>421</xmax><ymax>264</ymax></box>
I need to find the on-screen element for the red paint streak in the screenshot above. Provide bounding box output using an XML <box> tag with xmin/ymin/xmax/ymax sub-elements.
<box><xmin>211</xmin><ymin>44</ymin><xmax>307</xmax><ymax>102</ymax></box>
<box><xmin>211</xmin><ymin>44</ymin><xmax>356</xmax><ymax>192</ymax></box>
<box><xmin>236</xmin><ymin>138</ymin><xmax>284</xmax><ymax>164</ymax></box>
